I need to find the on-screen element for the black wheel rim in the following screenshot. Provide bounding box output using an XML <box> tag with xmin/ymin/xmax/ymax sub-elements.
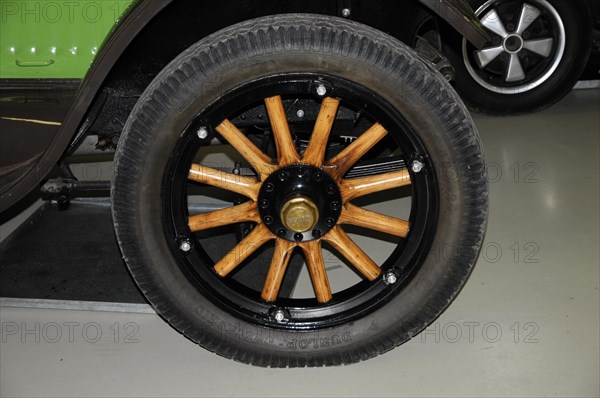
<box><xmin>161</xmin><ymin>73</ymin><xmax>440</xmax><ymax>330</ymax></box>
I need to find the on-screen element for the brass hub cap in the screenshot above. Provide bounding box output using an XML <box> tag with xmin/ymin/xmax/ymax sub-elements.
<box><xmin>257</xmin><ymin>164</ymin><xmax>343</xmax><ymax>243</ymax></box>
<box><xmin>280</xmin><ymin>196</ymin><xmax>319</xmax><ymax>233</ymax></box>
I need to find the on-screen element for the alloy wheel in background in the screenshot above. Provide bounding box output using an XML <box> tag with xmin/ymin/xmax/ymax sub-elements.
<box><xmin>463</xmin><ymin>0</ymin><xmax>565</xmax><ymax>94</ymax></box>
<box><xmin>441</xmin><ymin>0</ymin><xmax>592</xmax><ymax>114</ymax></box>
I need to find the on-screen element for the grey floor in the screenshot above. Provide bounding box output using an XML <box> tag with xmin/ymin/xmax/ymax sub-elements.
<box><xmin>0</xmin><ymin>89</ymin><xmax>598</xmax><ymax>397</ymax></box>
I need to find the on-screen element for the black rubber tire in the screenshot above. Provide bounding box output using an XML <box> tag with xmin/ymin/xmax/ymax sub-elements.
<box><xmin>112</xmin><ymin>14</ymin><xmax>488</xmax><ymax>367</ymax></box>
<box><xmin>443</xmin><ymin>0</ymin><xmax>592</xmax><ymax>115</ymax></box>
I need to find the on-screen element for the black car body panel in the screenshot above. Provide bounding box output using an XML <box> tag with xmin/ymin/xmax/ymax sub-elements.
<box><xmin>0</xmin><ymin>0</ymin><xmax>490</xmax><ymax>212</ymax></box>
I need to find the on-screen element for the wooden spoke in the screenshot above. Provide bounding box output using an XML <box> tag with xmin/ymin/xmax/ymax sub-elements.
<box><xmin>326</xmin><ymin>123</ymin><xmax>388</xmax><ymax>180</ymax></box>
<box><xmin>340</xmin><ymin>169</ymin><xmax>411</xmax><ymax>202</ymax></box>
<box><xmin>189</xmin><ymin>164</ymin><xmax>261</xmax><ymax>200</ymax></box>
<box><xmin>303</xmin><ymin>97</ymin><xmax>340</xmax><ymax>167</ymax></box>
<box><xmin>261</xmin><ymin>239</ymin><xmax>297</xmax><ymax>302</ymax></box>
<box><xmin>216</xmin><ymin>119</ymin><xmax>276</xmax><ymax>179</ymax></box>
<box><xmin>324</xmin><ymin>226</ymin><xmax>381</xmax><ymax>281</ymax></box>
<box><xmin>189</xmin><ymin>201</ymin><xmax>261</xmax><ymax>233</ymax></box>
<box><xmin>213</xmin><ymin>223</ymin><xmax>273</xmax><ymax>277</ymax></box>
<box><xmin>300</xmin><ymin>240</ymin><xmax>333</xmax><ymax>303</ymax></box>
<box><xmin>264</xmin><ymin>96</ymin><xmax>301</xmax><ymax>165</ymax></box>
<box><xmin>338</xmin><ymin>203</ymin><xmax>409</xmax><ymax>238</ymax></box>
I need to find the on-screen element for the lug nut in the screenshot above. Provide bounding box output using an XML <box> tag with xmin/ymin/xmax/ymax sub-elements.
<box><xmin>325</xmin><ymin>217</ymin><xmax>335</xmax><ymax>227</ymax></box>
<box><xmin>326</xmin><ymin>185</ymin><xmax>336</xmax><ymax>195</ymax></box>
<box><xmin>278</xmin><ymin>171</ymin><xmax>288</xmax><ymax>181</ymax></box>
<box><xmin>330</xmin><ymin>201</ymin><xmax>341</xmax><ymax>211</ymax></box>
<box><xmin>264</xmin><ymin>216</ymin><xmax>274</xmax><ymax>225</ymax></box>
<box><xmin>179</xmin><ymin>239</ymin><xmax>192</xmax><ymax>252</ymax></box>
<box><xmin>384</xmin><ymin>270</ymin><xmax>398</xmax><ymax>285</ymax></box>
<box><xmin>316</xmin><ymin>84</ymin><xmax>327</xmax><ymax>97</ymax></box>
<box><xmin>277</xmin><ymin>229</ymin><xmax>287</xmax><ymax>237</ymax></box>
<box><xmin>197</xmin><ymin>127</ymin><xmax>208</xmax><ymax>140</ymax></box>
<box><xmin>411</xmin><ymin>160</ymin><xmax>425</xmax><ymax>173</ymax></box>
<box><xmin>312</xmin><ymin>229</ymin><xmax>322</xmax><ymax>238</ymax></box>
<box><xmin>314</xmin><ymin>172</ymin><xmax>324</xmax><ymax>182</ymax></box>
<box><xmin>273</xmin><ymin>309</ymin><xmax>286</xmax><ymax>323</ymax></box>
<box><xmin>233</xmin><ymin>161</ymin><xmax>242</xmax><ymax>175</ymax></box>
<box><xmin>294</xmin><ymin>233</ymin><xmax>304</xmax><ymax>242</ymax></box>
<box><xmin>260</xmin><ymin>199</ymin><xmax>270</xmax><ymax>209</ymax></box>
<box><xmin>265</xmin><ymin>183</ymin><xmax>274</xmax><ymax>193</ymax></box>
<box><xmin>296</xmin><ymin>109</ymin><xmax>305</xmax><ymax>118</ymax></box>
<box><xmin>341</xmin><ymin>8</ymin><xmax>351</xmax><ymax>17</ymax></box>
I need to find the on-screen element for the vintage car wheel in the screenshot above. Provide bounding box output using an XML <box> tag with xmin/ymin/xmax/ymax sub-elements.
<box><xmin>444</xmin><ymin>0</ymin><xmax>592</xmax><ymax>115</ymax></box>
<box><xmin>112</xmin><ymin>14</ymin><xmax>488</xmax><ymax>367</ymax></box>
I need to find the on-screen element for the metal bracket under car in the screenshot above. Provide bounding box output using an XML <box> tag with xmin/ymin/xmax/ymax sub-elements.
<box><xmin>419</xmin><ymin>0</ymin><xmax>491</xmax><ymax>49</ymax></box>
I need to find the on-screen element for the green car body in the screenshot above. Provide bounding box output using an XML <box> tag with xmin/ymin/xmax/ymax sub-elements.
<box><xmin>1</xmin><ymin>0</ymin><xmax>134</xmax><ymax>79</ymax></box>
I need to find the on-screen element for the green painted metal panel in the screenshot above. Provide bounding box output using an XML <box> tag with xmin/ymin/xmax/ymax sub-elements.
<box><xmin>0</xmin><ymin>0</ymin><xmax>134</xmax><ymax>79</ymax></box>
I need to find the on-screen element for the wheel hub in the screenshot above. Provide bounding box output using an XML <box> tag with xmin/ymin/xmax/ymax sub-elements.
<box><xmin>258</xmin><ymin>164</ymin><xmax>342</xmax><ymax>242</ymax></box>
<box><xmin>503</xmin><ymin>34</ymin><xmax>523</xmax><ymax>54</ymax></box>
<box><xmin>280</xmin><ymin>196</ymin><xmax>319</xmax><ymax>233</ymax></box>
